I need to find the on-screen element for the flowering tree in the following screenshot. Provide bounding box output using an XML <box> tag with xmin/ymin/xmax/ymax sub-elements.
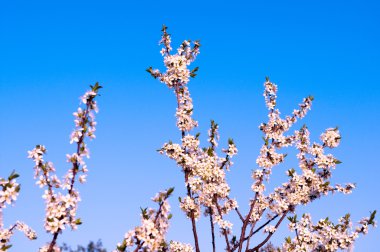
<box><xmin>0</xmin><ymin>27</ymin><xmax>376</xmax><ymax>252</ymax></box>
<box><xmin>116</xmin><ymin>26</ymin><xmax>376</xmax><ymax>252</ymax></box>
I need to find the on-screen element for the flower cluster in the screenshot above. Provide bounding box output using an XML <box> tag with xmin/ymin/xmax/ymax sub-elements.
<box><xmin>179</xmin><ymin>196</ymin><xmax>200</xmax><ymax>220</ymax></box>
<box><xmin>264</xmin><ymin>225</ymin><xmax>276</xmax><ymax>234</ymax></box>
<box><xmin>169</xmin><ymin>241</ymin><xmax>194</xmax><ymax>252</ymax></box>
<box><xmin>28</xmin><ymin>83</ymin><xmax>101</xmax><ymax>251</ymax></box>
<box><xmin>321</xmin><ymin>127</ymin><xmax>341</xmax><ymax>148</ymax></box>
<box><xmin>147</xmin><ymin>25</ymin><xmax>200</xmax><ymax>132</ymax></box>
<box><xmin>0</xmin><ymin>171</ymin><xmax>37</xmax><ymax>251</ymax></box>
<box><xmin>0</xmin><ymin>221</ymin><xmax>37</xmax><ymax>251</ymax></box>
<box><xmin>284</xmin><ymin>211</ymin><xmax>377</xmax><ymax>251</ymax></box>
<box><xmin>159</xmin><ymin>125</ymin><xmax>238</xmax><ymax>234</ymax></box>
<box><xmin>0</xmin><ymin>171</ymin><xmax>20</xmax><ymax>207</ymax></box>
<box><xmin>266</xmin><ymin>125</ymin><xmax>350</xmax><ymax>214</ymax></box>
<box><xmin>116</xmin><ymin>188</ymin><xmax>174</xmax><ymax>252</ymax></box>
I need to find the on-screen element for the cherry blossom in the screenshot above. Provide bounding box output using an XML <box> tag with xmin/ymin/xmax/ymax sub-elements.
<box><xmin>28</xmin><ymin>83</ymin><xmax>101</xmax><ymax>252</ymax></box>
<box><xmin>115</xmin><ymin>188</ymin><xmax>174</xmax><ymax>252</ymax></box>
<box><xmin>0</xmin><ymin>171</ymin><xmax>37</xmax><ymax>250</ymax></box>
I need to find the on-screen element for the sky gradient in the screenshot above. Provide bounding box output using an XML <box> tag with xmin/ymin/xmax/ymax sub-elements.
<box><xmin>1</xmin><ymin>0</ymin><xmax>379</xmax><ymax>251</ymax></box>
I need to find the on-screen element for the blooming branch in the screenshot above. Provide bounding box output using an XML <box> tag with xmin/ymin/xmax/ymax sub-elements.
<box><xmin>147</xmin><ymin>26</ymin><xmax>376</xmax><ymax>252</ymax></box>
<box><xmin>284</xmin><ymin>211</ymin><xmax>377</xmax><ymax>251</ymax></box>
<box><xmin>115</xmin><ymin>188</ymin><xmax>174</xmax><ymax>252</ymax></box>
<box><xmin>0</xmin><ymin>171</ymin><xmax>37</xmax><ymax>251</ymax></box>
<box><xmin>28</xmin><ymin>83</ymin><xmax>102</xmax><ymax>252</ymax></box>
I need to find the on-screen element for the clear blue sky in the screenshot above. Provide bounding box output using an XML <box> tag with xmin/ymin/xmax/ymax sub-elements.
<box><xmin>1</xmin><ymin>0</ymin><xmax>379</xmax><ymax>251</ymax></box>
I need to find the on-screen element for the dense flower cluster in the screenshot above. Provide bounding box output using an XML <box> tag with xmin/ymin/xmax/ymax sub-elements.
<box><xmin>169</xmin><ymin>241</ymin><xmax>194</xmax><ymax>252</ymax></box>
<box><xmin>0</xmin><ymin>172</ymin><xmax>20</xmax><ymax>207</ymax></box>
<box><xmin>160</xmin><ymin>132</ymin><xmax>238</xmax><ymax>231</ymax></box>
<box><xmin>28</xmin><ymin>83</ymin><xmax>101</xmax><ymax>252</ymax></box>
<box><xmin>147</xmin><ymin>25</ymin><xmax>200</xmax><ymax>132</ymax></box>
<box><xmin>0</xmin><ymin>221</ymin><xmax>37</xmax><ymax>251</ymax></box>
<box><xmin>179</xmin><ymin>196</ymin><xmax>200</xmax><ymax>220</ymax></box>
<box><xmin>115</xmin><ymin>188</ymin><xmax>174</xmax><ymax>252</ymax></box>
<box><xmin>284</xmin><ymin>211</ymin><xmax>377</xmax><ymax>251</ymax></box>
<box><xmin>0</xmin><ymin>171</ymin><xmax>37</xmax><ymax>250</ymax></box>
<box><xmin>321</xmin><ymin>127</ymin><xmax>341</xmax><ymax>148</ymax></box>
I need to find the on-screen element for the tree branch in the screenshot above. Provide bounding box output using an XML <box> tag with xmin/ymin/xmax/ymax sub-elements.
<box><xmin>247</xmin><ymin>211</ymin><xmax>288</xmax><ymax>252</ymax></box>
<box><xmin>245</xmin><ymin>214</ymin><xmax>279</xmax><ymax>242</ymax></box>
<box><xmin>208</xmin><ymin>207</ymin><xmax>216</xmax><ymax>252</ymax></box>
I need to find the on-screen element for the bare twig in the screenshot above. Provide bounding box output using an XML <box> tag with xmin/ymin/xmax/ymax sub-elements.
<box><xmin>208</xmin><ymin>207</ymin><xmax>216</xmax><ymax>252</ymax></box>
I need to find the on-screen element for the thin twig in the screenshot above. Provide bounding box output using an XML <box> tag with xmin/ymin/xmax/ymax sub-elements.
<box><xmin>245</xmin><ymin>214</ymin><xmax>279</xmax><ymax>242</ymax></box>
<box><xmin>244</xmin><ymin>209</ymin><xmax>266</xmax><ymax>250</ymax></box>
<box><xmin>187</xmin><ymin>182</ymin><xmax>200</xmax><ymax>252</ymax></box>
<box><xmin>209</xmin><ymin>207</ymin><xmax>216</xmax><ymax>252</ymax></box>
<box><xmin>245</xmin><ymin>223</ymin><xmax>256</xmax><ymax>251</ymax></box>
<box><xmin>236</xmin><ymin>181</ymin><xmax>262</xmax><ymax>252</ymax></box>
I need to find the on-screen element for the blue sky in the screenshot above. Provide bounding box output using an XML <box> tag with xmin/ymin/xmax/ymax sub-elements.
<box><xmin>0</xmin><ymin>0</ymin><xmax>379</xmax><ymax>251</ymax></box>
